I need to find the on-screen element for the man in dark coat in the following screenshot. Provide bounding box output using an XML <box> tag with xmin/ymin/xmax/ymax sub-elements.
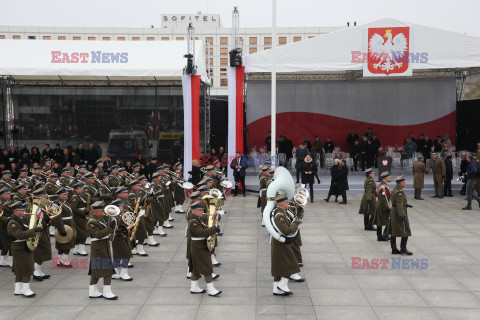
<box><xmin>350</xmin><ymin>140</ymin><xmax>361</xmax><ymax>171</ymax></box>
<box><xmin>74</xmin><ymin>143</ymin><xmax>86</xmax><ymax>164</ymax></box>
<box><xmin>295</xmin><ymin>144</ymin><xmax>308</xmax><ymax>183</ymax></box>
<box><xmin>324</xmin><ymin>137</ymin><xmax>335</xmax><ymax>154</ymax></box>
<box><xmin>444</xmin><ymin>155</ymin><xmax>454</xmax><ymax>197</ymax></box>
<box><xmin>230</xmin><ymin>152</ymin><xmax>248</xmax><ymax>196</ymax></box>
<box><xmin>85</xmin><ymin>143</ymin><xmax>100</xmax><ymax>167</ymax></box>
<box><xmin>284</xmin><ymin>137</ymin><xmax>294</xmax><ymax>168</ymax></box>
<box><xmin>265</xmin><ymin>131</ymin><xmax>272</xmax><ymax>153</ymax></box>
<box><xmin>416</xmin><ymin>134</ymin><xmax>425</xmax><ymax>153</ymax></box>
<box><xmin>336</xmin><ymin>160</ymin><xmax>349</xmax><ymax>204</ymax></box>
<box><xmin>300</xmin><ymin>154</ymin><xmax>317</xmax><ymax>202</ymax></box>
<box><xmin>422</xmin><ymin>135</ymin><xmax>433</xmax><ymax>160</ymax></box>
<box><xmin>347</xmin><ymin>129</ymin><xmax>359</xmax><ymax>152</ymax></box>
<box><xmin>365</xmin><ymin>140</ymin><xmax>377</xmax><ymax>169</ymax></box>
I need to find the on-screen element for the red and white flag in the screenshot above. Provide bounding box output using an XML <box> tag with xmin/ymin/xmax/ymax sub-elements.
<box><xmin>157</xmin><ymin>111</ymin><xmax>161</xmax><ymax>122</ymax></box>
<box><xmin>227</xmin><ymin>66</ymin><xmax>245</xmax><ymax>180</ymax></box>
<box><xmin>182</xmin><ymin>75</ymin><xmax>201</xmax><ymax>179</ymax></box>
<box><xmin>150</xmin><ymin>111</ymin><xmax>155</xmax><ymax>121</ymax></box>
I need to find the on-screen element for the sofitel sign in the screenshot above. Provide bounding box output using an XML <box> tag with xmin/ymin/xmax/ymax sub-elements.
<box><xmin>162</xmin><ymin>15</ymin><xmax>218</xmax><ymax>23</ymax></box>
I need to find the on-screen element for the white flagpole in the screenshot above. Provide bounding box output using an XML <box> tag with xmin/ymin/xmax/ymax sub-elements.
<box><xmin>271</xmin><ymin>0</ymin><xmax>277</xmax><ymax>164</ymax></box>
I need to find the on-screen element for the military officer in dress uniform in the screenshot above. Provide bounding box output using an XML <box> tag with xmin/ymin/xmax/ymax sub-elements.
<box><xmin>187</xmin><ymin>201</ymin><xmax>222</xmax><ymax>296</ymax></box>
<box><xmin>373</xmin><ymin>171</ymin><xmax>392</xmax><ymax>241</ymax></box>
<box><xmin>389</xmin><ymin>176</ymin><xmax>413</xmax><ymax>255</ymax></box>
<box><xmin>98</xmin><ymin>174</ymin><xmax>114</xmax><ymax>205</ymax></box>
<box><xmin>258</xmin><ymin>166</ymin><xmax>271</xmax><ymax>216</ymax></box>
<box><xmin>94</xmin><ymin>159</ymin><xmax>104</xmax><ymax>178</ymax></box>
<box><xmin>0</xmin><ymin>170</ymin><xmax>15</xmax><ymax>192</ymax></box>
<box><xmin>150</xmin><ymin>172</ymin><xmax>168</xmax><ymax>237</ymax></box>
<box><xmin>12</xmin><ymin>184</ymin><xmax>29</xmax><ymax>203</ymax></box>
<box><xmin>75</xmin><ymin>165</ymin><xmax>88</xmax><ymax>180</ymax></box>
<box><xmin>271</xmin><ymin>193</ymin><xmax>302</xmax><ymax>296</ymax></box>
<box><xmin>110</xmin><ymin>198</ymin><xmax>133</xmax><ymax>281</ymax></box>
<box><xmin>52</xmin><ymin>187</ymin><xmax>75</xmax><ymax>267</ymax></box>
<box><xmin>412</xmin><ymin>156</ymin><xmax>427</xmax><ymax>200</ymax></box>
<box><xmin>427</xmin><ymin>153</ymin><xmax>446</xmax><ymax>198</ymax></box>
<box><xmin>42</xmin><ymin>158</ymin><xmax>53</xmax><ymax>173</ymax></box>
<box><xmin>0</xmin><ymin>187</ymin><xmax>13</xmax><ymax>267</ymax></box>
<box><xmin>8</xmin><ymin>201</ymin><xmax>41</xmax><ymax>297</ymax></box>
<box><xmin>127</xmin><ymin>180</ymin><xmax>149</xmax><ymax>256</ymax></box>
<box><xmin>359</xmin><ymin>168</ymin><xmax>377</xmax><ymax>231</ymax></box>
<box><xmin>108</xmin><ymin>165</ymin><xmax>121</xmax><ymax>188</ymax></box>
<box><xmin>87</xmin><ymin>201</ymin><xmax>118</xmax><ymax>300</ymax></box>
<box><xmin>17</xmin><ymin>169</ymin><xmax>29</xmax><ymax>186</ymax></box>
<box><xmin>59</xmin><ymin>167</ymin><xmax>74</xmax><ymax>188</ymax></box>
<box><xmin>70</xmin><ymin>182</ymin><xmax>89</xmax><ymax>256</ymax></box>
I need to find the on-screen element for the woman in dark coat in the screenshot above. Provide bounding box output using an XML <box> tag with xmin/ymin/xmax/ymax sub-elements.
<box><xmin>301</xmin><ymin>154</ymin><xmax>317</xmax><ymax>202</ymax></box>
<box><xmin>190</xmin><ymin>159</ymin><xmax>203</xmax><ymax>185</ymax></box>
<box><xmin>336</xmin><ymin>159</ymin><xmax>349</xmax><ymax>204</ymax></box>
<box><xmin>324</xmin><ymin>159</ymin><xmax>341</xmax><ymax>203</ymax></box>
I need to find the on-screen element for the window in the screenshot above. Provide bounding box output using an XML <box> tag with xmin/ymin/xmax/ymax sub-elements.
<box><xmin>207</xmin><ymin>47</ymin><xmax>213</xmax><ymax>55</ymax></box>
<box><xmin>220</xmin><ymin>78</ymin><xmax>228</xmax><ymax>86</ymax></box>
<box><xmin>264</xmin><ymin>47</ymin><xmax>271</xmax><ymax>50</ymax></box>
<box><xmin>279</xmin><ymin>37</ymin><xmax>287</xmax><ymax>45</ymax></box>
<box><xmin>249</xmin><ymin>47</ymin><xmax>257</xmax><ymax>54</ymax></box>
<box><xmin>103</xmin><ymin>37</ymin><xmax>111</xmax><ymax>41</ymax></box>
<box><xmin>293</xmin><ymin>36</ymin><xmax>301</xmax><ymax>42</ymax></box>
<box><xmin>220</xmin><ymin>68</ymin><xmax>227</xmax><ymax>76</ymax></box>
<box><xmin>0</xmin><ymin>35</ymin><xmax>5</xmax><ymax>39</ymax></box>
<box><xmin>132</xmin><ymin>37</ymin><xmax>140</xmax><ymax>41</ymax></box>
<box><xmin>195</xmin><ymin>37</ymin><xmax>199</xmax><ymax>40</ymax></box>
<box><xmin>308</xmin><ymin>36</ymin><xmax>314</xmax><ymax>39</ymax></box>
<box><xmin>58</xmin><ymin>36</ymin><xmax>66</xmax><ymax>40</ymax></box>
<box><xmin>43</xmin><ymin>36</ymin><xmax>51</xmax><ymax>40</ymax></box>
<box><xmin>206</xmin><ymin>37</ymin><xmax>213</xmax><ymax>45</ymax></box>
<box><xmin>73</xmin><ymin>36</ymin><xmax>81</xmax><ymax>40</ymax></box>
<box><xmin>147</xmin><ymin>37</ymin><xmax>155</xmax><ymax>41</ymax></box>
<box><xmin>88</xmin><ymin>37</ymin><xmax>96</xmax><ymax>41</ymax></box>
<box><xmin>220</xmin><ymin>37</ymin><xmax>228</xmax><ymax>45</ymax></box>
<box><xmin>28</xmin><ymin>36</ymin><xmax>36</xmax><ymax>40</ymax></box>
<box><xmin>264</xmin><ymin>37</ymin><xmax>272</xmax><ymax>45</ymax></box>
<box><xmin>13</xmin><ymin>35</ymin><xmax>21</xmax><ymax>39</ymax></box>
<box><xmin>220</xmin><ymin>58</ymin><xmax>228</xmax><ymax>66</ymax></box>
<box><xmin>220</xmin><ymin>48</ymin><xmax>228</xmax><ymax>55</ymax></box>
<box><xmin>209</xmin><ymin>58</ymin><xmax>213</xmax><ymax>66</ymax></box>
<box><xmin>176</xmin><ymin>37</ymin><xmax>184</xmax><ymax>40</ymax></box>
<box><xmin>161</xmin><ymin>37</ymin><xmax>169</xmax><ymax>41</ymax></box>
<box><xmin>209</xmin><ymin>68</ymin><xmax>214</xmax><ymax>76</ymax></box>
<box><xmin>249</xmin><ymin>37</ymin><xmax>257</xmax><ymax>45</ymax></box>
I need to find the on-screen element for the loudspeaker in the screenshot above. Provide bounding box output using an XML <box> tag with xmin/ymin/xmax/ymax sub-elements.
<box><xmin>210</xmin><ymin>99</ymin><xmax>228</xmax><ymax>151</ymax></box>
<box><xmin>456</xmin><ymin>99</ymin><xmax>480</xmax><ymax>151</ymax></box>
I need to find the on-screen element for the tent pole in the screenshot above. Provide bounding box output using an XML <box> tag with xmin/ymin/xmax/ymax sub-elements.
<box><xmin>270</xmin><ymin>0</ymin><xmax>277</xmax><ymax>163</ymax></box>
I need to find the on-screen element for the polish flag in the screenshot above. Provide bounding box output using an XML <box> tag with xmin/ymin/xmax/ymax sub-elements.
<box><xmin>182</xmin><ymin>75</ymin><xmax>201</xmax><ymax>179</ymax></box>
<box><xmin>150</xmin><ymin>111</ymin><xmax>155</xmax><ymax>121</ymax></box>
<box><xmin>227</xmin><ymin>66</ymin><xmax>245</xmax><ymax>181</ymax></box>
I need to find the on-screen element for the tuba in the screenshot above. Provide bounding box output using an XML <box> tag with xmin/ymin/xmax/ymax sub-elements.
<box><xmin>104</xmin><ymin>205</ymin><xmax>120</xmax><ymax>241</ymax></box>
<box><xmin>202</xmin><ymin>193</ymin><xmax>222</xmax><ymax>251</ymax></box>
<box><xmin>262</xmin><ymin>166</ymin><xmax>297</xmax><ymax>243</ymax></box>
<box><xmin>27</xmin><ymin>199</ymin><xmax>62</xmax><ymax>251</ymax></box>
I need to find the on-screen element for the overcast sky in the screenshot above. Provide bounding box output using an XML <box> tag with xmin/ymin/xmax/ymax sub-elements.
<box><xmin>1</xmin><ymin>0</ymin><xmax>479</xmax><ymax>36</ymax></box>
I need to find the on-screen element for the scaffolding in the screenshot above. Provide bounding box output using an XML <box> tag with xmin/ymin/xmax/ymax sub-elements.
<box><xmin>1</xmin><ymin>76</ymin><xmax>14</xmax><ymax>148</ymax></box>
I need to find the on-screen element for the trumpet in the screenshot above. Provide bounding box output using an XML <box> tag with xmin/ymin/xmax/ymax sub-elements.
<box><xmin>29</xmin><ymin>168</ymin><xmax>49</xmax><ymax>179</ymax></box>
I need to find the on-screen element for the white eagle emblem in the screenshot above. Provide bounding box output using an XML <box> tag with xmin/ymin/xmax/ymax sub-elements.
<box><xmin>369</xmin><ymin>29</ymin><xmax>408</xmax><ymax>73</ymax></box>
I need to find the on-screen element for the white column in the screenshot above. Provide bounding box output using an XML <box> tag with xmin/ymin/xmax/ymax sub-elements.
<box><xmin>270</xmin><ymin>0</ymin><xmax>277</xmax><ymax>164</ymax></box>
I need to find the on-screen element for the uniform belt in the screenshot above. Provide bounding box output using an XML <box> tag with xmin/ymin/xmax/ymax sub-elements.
<box><xmin>391</xmin><ymin>205</ymin><xmax>407</xmax><ymax>208</ymax></box>
<box><xmin>14</xmin><ymin>239</ymin><xmax>26</xmax><ymax>243</ymax></box>
<box><xmin>62</xmin><ymin>217</ymin><xmax>73</xmax><ymax>220</ymax></box>
<box><xmin>191</xmin><ymin>237</ymin><xmax>205</xmax><ymax>241</ymax></box>
<box><xmin>90</xmin><ymin>235</ymin><xmax>110</xmax><ymax>242</ymax></box>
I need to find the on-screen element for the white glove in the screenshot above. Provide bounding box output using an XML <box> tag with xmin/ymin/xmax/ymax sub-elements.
<box><xmin>166</xmin><ymin>181</ymin><xmax>171</xmax><ymax>187</ymax></box>
<box><xmin>138</xmin><ymin>210</ymin><xmax>146</xmax><ymax>217</ymax></box>
<box><xmin>216</xmin><ymin>210</ymin><xmax>226</xmax><ymax>216</ymax></box>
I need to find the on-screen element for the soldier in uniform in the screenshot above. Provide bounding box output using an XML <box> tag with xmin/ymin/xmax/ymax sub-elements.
<box><xmin>413</xmin><ymin>156</ymin><xmax>427</xmax><ymax>200</ymax></box>
<box><xmin>42</xmin><ymin>158</ymin><xmax>53</xmax><ymax>173</ymax></box>
<box><xmin>172</xmin><ymin>162</ymin><xmax>186</xmax><ymax>213</ymax></box>
<box><xmin>158</xmin><ymin>166</ymin><xmax>175</xmax><ymax>228</ymax></box>
<box><xmin>8</xmin><ymin>201</ymin><xmax>41</xmax><ymax>297</ymax></box>
<box><xmin>52</xmin><ymin>187</ymin><xmax>75</xmax><ymax>267</ymax></box>
<box><xmin>98</xmin><ymin>174</ymin><xmax>114</xmax><ymax>205</ymax></box>
<box><xmin>17</xmin><ymin>169</ymin><xmax>29</xmax><ymax>186</ymax></box>
<box><xmin>110</xmin><ymin>198</ymin><xmax>133</xmax><ymax>281</ymax></box>
<box><xmin>258</xmin><ymin>166</ymin><xmax>271</xmax><ymax>217</ymax></box>
<box><xmin>373</xmin><ymin>171</ymin><xmax>392</xmax><ymax>241</ymax></box>
<box><xmin>127</xmin><ymin>180</ymin><xmax>149</xmax><ymax>256</ymax></box>
<box><xmin>59</xmin><ymin>167</ymin><xmax>73</xmax><ymax>188</ymax></box>
<box><xmin>87</xmin><ymin>201</ymin><xmax>118</xmax><ymax>300</ymax></box>
<box><xmin>94</xmin><ymin>159</ymin><xmax>104</xmax><ymax>178</ymax></box>
<box><xmin>427</xmin><ymin>153</ymin><xmax>446</xmax><ymax>198</ymax></box>
<box><xmin>187</xmin><ymin>201</ymin><xmax>222</xmax><ymax>296</ymax></box>
<box><xmin>31</xmin><ymin>188</ymin><xmax>54</xmax><ymax>281</ymax></box>
<box><xmin>0</xmin><ymin>170</ymin><xmax>15</xmax><ymax>192</ymax></box>
<box><xmin>12</xmin><ymin>184</ymin><xmax>29</xmax><ymax>203</ymax></box>
<box><xmin>150</xmin><ymin>172</ymin><xmax>168</xmax><ymax>237</ymax></box>
<box><xmin>359</xmin><ymin>168</ymin><xmax>377</xmax><ymax>231</ymax></box>
<box><xmin>83</xmin><ymin>173</ymin><xmax>99</xmax><ymax>201</ymax></box>
<box><xmin>70</xmin><ymin>182</ymin><xmax>89</xmax><ymax>256</ymax></box>
<box><xmin>0</xmin><ymin>187</ymin><xmax>13</xmax><ymax>267</ymax></box>
<box><xmin>270</xmin><ymin>193</ymin><xmax>301</xmax><ymax>296</ymax></box>
<box><xmin>108</xmin><ymin>165</ymin><xmax>121</xmax><ymax>188</ymax></box>
<box><xmin>75</xmin><ymin>164</ymin><xmax>88</xmax><ymax>180</ymax></box>
<box><xmin>388</xmin><ymin>176</ymin><xmax>413</xmax><ymax>255</ymax></box>
<box><xmin>138</xmin><ymin>175</ymin><xmax>159</xmax><ymax>247</ymax></box>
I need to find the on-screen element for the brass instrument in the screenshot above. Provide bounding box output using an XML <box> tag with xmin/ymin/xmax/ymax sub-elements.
<box><xmin>104</xmin><ymin>205</ymin><xmax>120</xmax><ymax>241</ymax></box>
<box><xmin>129</xmin><ymin>197</ymin><xmax>142</xmax><ymax>241</ymax></box>
<box><xmin>289</xmin><ymin>186</ymin><xmax>308</xmax><ymax>220</ymax></box>
<box><xmin>27</xmin><ymin>199</ymin><xmax>62</xmax><ymax>251</ymax></box>
<box><xmin>122</xmin><ymin>211</ymin><xmax>136</xmax><ymax>230</ymax></box>
<box><xmin>203</xmin><ymin>190</ymin><xmax>224</xmax><ymax>251</ymax></box>
<box><xmin>84</xmin><ymin>193</ymin><xmax>92</xmax><ymax>221</ymax></box>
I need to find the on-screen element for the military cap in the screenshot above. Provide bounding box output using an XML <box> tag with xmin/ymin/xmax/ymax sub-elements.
<box><xmin>45</xmin><ymin>158</ymin><xmax>52</xmax><ymax>162</ymax></box>
<box><xmin>118</xmin><ymin>167</ymin><xmax>126</xmax><ymax>172</ymax></box>
<box><xmin>32</xmin><ymin>188</ymin><xmax>47</xmax><ymax>196</ymax></box>
<box><xmin>60</xmin><ymin>168</ymin><xmax>70</xmax><ymax>173</ymax></box>
<box><xmin>0</xmin><ymin>187</ymin><xmax>10</xmax><ymax>195</ymax></box>
<box><xmin>196</xmin><ymin>182</ymin><xmax>206</xmax><ymax>188</ymax></box>
<box><xmin>138</xmin><ymin>175</ymin><xmax>148</xmax><ymax>181</ymax></box>
<box><xmin>380</xmin><ymin>171</ymin><xmax>390</xmax><ymax>178</ymax></box>
<box><xmin>417</xmin><ymin>156</ymin><xmax>424</xmax><ymax>160</ymax></box>
<box><xmin>129</xmin><ymin>179</ymin><xmax>140</xmax><ymax>186</ymax></box>
<box><xmin>78</xmin><ymin>165</ymin><xmax>87</xmax><ymax>170</ymax></box>
<box><xmin>100</xmin><ymin>173</ymin><xmax>109</xmax><ymax>179</ymax></box>
<box><xmin>261</xmin><ymin>165</ymin><xmax>270</xmax><ymax>172</ymax></box>
<box><xmin>152</xmin><ymin>172</ymin><xmax>161</xmax><ymax>179</ymax></box>
<box><xmin>116</xmin><ymin>186</ymin><xmax>128</xmax><ymax>194</ymax></box>
<box><xmin>206</xmin><ymin>165</ymin><xmax>214</xmax><ymax>171</ymax></box>
<box><xmin>395</xmin><ymin>176</ymin><xmax>406</xmax><ymax>183</ymax></box>
<box><xmin>2</xmin><ymin>170</ymin><xmax>11</xmax><ymax>175</ymax></box>
<box><xmin>91</xmin><ymin>201</ymin><xmax>105</xmax><ymax>210</ymax></box>
<box><xmin>95</xmin><ymin>159</ymin><xmax>103</xmax><ymax>164</ymax></box>
<box><xmin>15</xmin><ymin>184</ymin><xmax>28</xmax><ymax>191</ymax></box>
<box><xmin>19</xmin><ymin>168</ymin><xmax>28</xmax><ymax>173</ymax></box>
<box><xmin>49</xmin><ymin>173</ymin><xmax>58</xmax><ymax>179</ymax></box>
<box><xmin>189</xmin><ymin>191</ymin><xmax>201</xmax><ymax>200</ymax></box>
<box><xmin>111</xmin><ymin>165</ymin><xmax>119</xmax><ymax>170</ymax></box>
<box><xmin>472</xmin><ymin>153</ymin><xmax>478</xmax><ymax>157</ymax></box>
<box><xmin>365</xmin><ymin>168</ymin><xmax>374</xmax><ymax>174</ymax></box>
<box><xmin>430</xmin><ymin>152</ymin><xmax>437</xmax><ymax>156</ymax></box>
<box><xmin>33</xmin><ymin>166</ymin><xmax>42</xmax><ymax>171</ymax></box>
<box><xmin>190</xmin><ymin>201</ymin><xmax>204</xmax><ymax>210</ymax></box>
<box><xmin>56</xmin><ymin>187</ymin><xmax>68</xmax><ymax>195</ymax></box>
<box><xmin>205</xmin><ymin>178</ymin><xmax>214</xmax><ymax>183</ymax></box>
<box><xmin>110</xmin><ymin>199</ymin><xmax>123</xmax><ymax>207</ymax></box>
<box><xmin>157</xmin><ymin>166</ymin><xmax>165</xmax><ymax>171</ymax></box>
<box><xmin>10</xmin><ymin>201</ymin><xmax>25</xmax><ymax>211</ymax></box>
<box><xmin>33</xmin><ymin>182</ymin><xmax>45</xmax><ymax>190</ymax></box>
<box><xmin>275</xmin><ymin>192</ymin><xmax>289</xmax><ymax>203</ymax></box>
<box><xmin>197</xmin><ymin>185</ymin><xmax>209</xmax><ymax>192</ymax></box>
<box><xmin>132</xmin><ymin>164</ymin><xmax>140</xmax><ymax>169</ymax></box>
<box><xmin>175</xmin><ymin>162</ymin><xmax>182</xmax><ymax>167</ymax></box>
<box><xmin>84</xmin><ymin>172</ymin><xmax>95</xmax><ymax>179</ymax></box>
<box><xmin>72</xmin><ymin>182</ymin><xmax>84</xmax><ymax>189</ymax></box>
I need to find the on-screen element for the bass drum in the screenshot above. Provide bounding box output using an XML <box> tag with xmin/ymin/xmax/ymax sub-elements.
<box><xmin>182</xmin><ymin>182</ymin><xmax>195</xmax><ymax>200</ymax></box>
<box><xmin>220</xmin><ymin>180</ymin><xmax>233</xmax><ymax>199</ymax></box>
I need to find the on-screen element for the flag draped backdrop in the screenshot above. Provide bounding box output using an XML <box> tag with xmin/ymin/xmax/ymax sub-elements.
<box><xmin>182</xmin><ymin>75</ymin><xmax>201</xmax><ymax>179</ymax></box>
<box><xmin>227</xmin><ymin>66</ymin><xmax>245</xmax><ymax>180</ymax></box>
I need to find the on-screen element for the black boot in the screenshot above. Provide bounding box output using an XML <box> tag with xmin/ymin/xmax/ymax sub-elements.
<box><xmin>391</xmin><ymin>237</ymin><xmax>401</xmax><ymax>254</ymax></box>
<box><xmin>334</xmin><ymin>196</ymin><xmax>338</xmax><ymax>202</ymax></box>
<box><xmin>368</xmin><ymin>216</ymin><xmax>377</xmax><ymax>231</ymax></box>
<box><xmin>382</xmin><ymin>225</ymin><xmax>390</xmax><ymax>240</ymax></box>
<box><xmin>364</xmin><ymin>216</ymin><xmax>374</xmax><ymax>230</ymax></box>
<box><xmin>377</xmin><ymin>227</ymin><xmax>387</xmax><ymax>241</ymax></box>
<box><xmin>400</xmin><ymin>237</ymin><xmax>412</xmax><ymax>255</ymax></box>
<box><xmin>324</xmin><ymin>196</ymin><xmax>330</xmax><ymax>203</ymax></box>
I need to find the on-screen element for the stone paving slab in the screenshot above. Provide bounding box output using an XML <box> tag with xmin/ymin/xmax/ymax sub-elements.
<box><xmin>0</xmin><ymin>189</ymin><xmax>480</xmax><ymax>319</ymax></box>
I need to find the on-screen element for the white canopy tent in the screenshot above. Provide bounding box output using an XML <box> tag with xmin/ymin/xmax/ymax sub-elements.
<box><xmin>0</xmin><ymin>39</ymin><xmax>208</xmax><ymax>81</ymax></box>
<box><xmin>245</xmin><ymin>18</ymin><xmax>480</xmax><ymax>74</ymax></box>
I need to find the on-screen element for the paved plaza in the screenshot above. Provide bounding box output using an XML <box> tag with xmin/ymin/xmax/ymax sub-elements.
<box><xmin>1</xmin><ymin>178</ymin><xmax>480</xmax><ymax>320</ymax></box>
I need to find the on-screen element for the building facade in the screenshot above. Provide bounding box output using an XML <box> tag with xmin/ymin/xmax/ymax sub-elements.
<box><xmin>0</xmin><ymin>13</ymin><xmax>344</xmax><ymax>96</ymax></box>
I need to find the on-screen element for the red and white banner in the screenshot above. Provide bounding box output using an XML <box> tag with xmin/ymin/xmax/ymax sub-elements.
<box><xmin>182</xmin><ymin>75</ymin><xmax>201</xmax><ymax>179</ymax></box>
<box><xmin>363</xmin><ymin>27</ymin><xmax>412</xmax><ymax>77</ymax></box>
<box><xmin>227</xmin><ymin>66</ymin><xmax>245</xmax><ymax>180</ymax></box>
